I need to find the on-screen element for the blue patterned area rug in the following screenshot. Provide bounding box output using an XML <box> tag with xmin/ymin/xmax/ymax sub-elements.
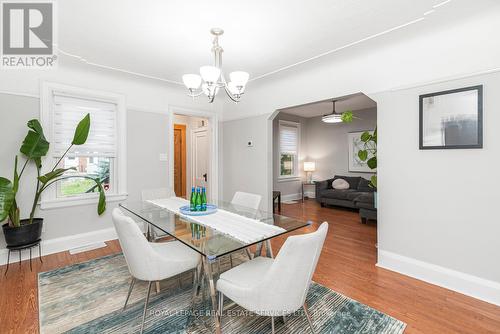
<box><xmin>38</xmin><ymin>253</ymin><xmax>406</xmax><ymax>334</ymax></box>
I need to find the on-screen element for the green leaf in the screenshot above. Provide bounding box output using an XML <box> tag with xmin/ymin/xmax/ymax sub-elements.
<box><xmin>96</xmin><ymin>180</ymin><xmax>106</xmax><ymax>215</ymax></box>
<box><xmin>340</xmin><ymin>111</ymin><xmax>354</xmax><ymax>123</ymax></box>
<box><xmin>370</xmin><ymin>175</ymin><xmax>377</xmax><ymax>188</ymax></box>
<box><xmin>360</xmin><ymin>131</ymin><xmax>372</xmax><ymax>143</ymax></box>
<box><xmin>38</xmin><ymin>167</ymin><xmax>76</xmax><ymax>184</ymax></box>
<box><xmin>72</xmin><ymin>114</ymin><xmax>91</xmax><ymax>145</ymax></box>
<box><xmin>13</xmin><ymin>156</ymin><xmax>19</xmax><ymax>193</ymax></box>
<box><xmin>20</xmin><ymin>130</ymin><xmax>49</xmax><ymax>159</ymax></box>
<box><xmin>358</xmin><ymin>150</ymin><xmax>368</xmax><ymax>161</ymax></box>
<box><xmin>0</xmin><ymin>177</ymin><xmax>15</xmax><ymax>222</ymax></box>
<box><xmin>27</xmin><ymin>119</ymin><xmax>46</xmax><ymax>140</ymax></box>
<box><xmin>367</xmin><ymin>156</ymin><xmax>377</xmax><ymax>170</ymax></box>
<box><xmin>372</xmin><ymin>127</ymin><xmax>377</xmax><ymax>144</ymax></box>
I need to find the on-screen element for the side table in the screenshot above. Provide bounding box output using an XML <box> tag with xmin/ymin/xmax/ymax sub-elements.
<box><xmin>302</xmin><ymin>182</ymin><xmax>316</xmax><ymax>202</ymax></box>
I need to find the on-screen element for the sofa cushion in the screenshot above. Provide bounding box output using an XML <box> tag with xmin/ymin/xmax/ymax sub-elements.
<box><xmin>345</xmin><ymin>191</ymin><xmax>365</xmax><ymax>201</ymax></box>
<box><xmin>333</xmin><ymin>175</ymin><xmax>361</xmax><ymax>189</ymax></box>
<box><xmin>354</xmin><ymin>193</ymin><xmax>375</xmax><ymax>209</ymax></box>
<box><xmin>357</xmin><ymin>178</ymin><xmax>375</xmax><ymax>192</ymax></box>
<box><xmin>320</xmin><ymin>189</ymin><xmax>357</xmax><ymax>200</ymax></box>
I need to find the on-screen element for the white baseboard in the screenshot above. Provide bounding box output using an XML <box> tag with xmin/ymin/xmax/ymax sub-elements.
<box><xmin>281</xmin><ymin>193</ymin><xmax>301</xmax><ymax>202</ymax></box>
<box><xmin>0</xmin><ymin>227</ymin><xmax>118</xmax><ymax>266</ymax></box>
<box><xmin>281</xmin><ymin>192</ymin><xmax>316</xmax><ymax>202</ymax></box>
<box><xmin>377</xmin><ymin>249</ymin><xmax>500</xmax><ymax>306</ymax></box>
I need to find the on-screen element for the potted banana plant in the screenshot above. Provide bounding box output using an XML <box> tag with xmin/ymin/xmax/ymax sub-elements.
<box><xmin>0</xmin><ymin>114</ymin><xmax>106</xmax><ymax>247</ymax></box>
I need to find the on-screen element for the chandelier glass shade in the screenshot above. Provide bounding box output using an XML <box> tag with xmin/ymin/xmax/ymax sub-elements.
<box><xmin>182</xmin><ymin>28</ymin><xmax>249</xmax><ymax>103</ymax></box>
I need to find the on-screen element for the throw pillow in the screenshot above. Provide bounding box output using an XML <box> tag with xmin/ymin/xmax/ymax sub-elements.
<box><xmin>332</xmin><ymin>178</ymin><xmax>349</xmax><ymax>190</ymax></box>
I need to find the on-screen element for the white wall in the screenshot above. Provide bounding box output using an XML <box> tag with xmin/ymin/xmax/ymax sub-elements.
<box><xmin>305</xmin><ymin>107</ymin><xmax>377</xmax><ymax>181</ymax></box>
<box><xmin>0</xmin><ymin>64</ymin><xmax>221</xmax><ymax>261</ymax></box>
<box><xmin>221</xmin><ymin>12</ymin><xmax>500</xmax><ymax>305</ymax></box>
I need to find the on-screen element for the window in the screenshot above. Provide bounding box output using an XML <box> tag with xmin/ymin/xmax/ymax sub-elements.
<box><xmin>41</xmin><ymin>83</ymin><xmax>127</xmax><ymax>209</ymax></box>
<box><xmin>278</xmin><ymin>120</ymin><xmax>300</xmax><ymax>179</ymax></box>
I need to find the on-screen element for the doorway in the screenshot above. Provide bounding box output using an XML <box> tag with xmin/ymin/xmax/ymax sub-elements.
<box><xmin>171</xmin><ymin>112</ymin><xmax>212</xmax><ymax>199</ymax></box>
<box><xmin>173</xmin><ymin>124</ymin><xmax>187</xmax><ymax>197</ymax></box>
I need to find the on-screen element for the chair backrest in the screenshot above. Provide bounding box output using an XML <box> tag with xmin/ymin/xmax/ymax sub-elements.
<box><xmin>231</xmin><ymin>191</ymin><xmax>262</xmax><ymax>210</ymax></box>
<box><xmin>141</xmin><ymin>187</ymin><xmax>175</xmax><ymax>201</ymax></box>
<box><xmin>112</xmin><ymin>208</ymin><xmax>162</xmax><ymax>281</ymax></box>
<box><xmin>257</xmin><ymin>222</ymin><xmax>329</xmax><ymax>314</ymax></box>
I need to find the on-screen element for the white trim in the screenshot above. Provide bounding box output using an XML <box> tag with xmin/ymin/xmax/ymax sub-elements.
<box><xmin>39</xmin><ymin>82</ymin><xmax>127</xmax><ymax>209</ymax></box>
<box><xmin>0</xmin><ymin>227</ymin><xmax>117</xmax><ymax>266</ymax></box>
<box><xmin>377</xmin><ymin>249</ymin><xmax>500</xmax><ymax>306</ymax></box>
<box><xmin>281</xmin><ymin>193</ymin><xmax>301</xmax><ymax>202</ymax></box>
<box><xmin>168</xmin><ymin>106</ymin><xmax>219</xmax><ymax>201</ymax></box>
<box><xmin>40</xmin><ymin>193</ymin><xmax>127</xmax><ymax>210</ymax></box>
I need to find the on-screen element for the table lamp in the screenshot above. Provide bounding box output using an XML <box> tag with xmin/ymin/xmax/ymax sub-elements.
<box><xmin>304</xmin><ymin>161</ymin><xmax>316</xmax><ymax>183</ymax></box>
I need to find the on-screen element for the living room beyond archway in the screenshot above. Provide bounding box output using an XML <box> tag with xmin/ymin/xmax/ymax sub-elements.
<box><xmin>271</xmin><ymin>92</ymin><xmax>378</xmax><ymax>247</ymax></box>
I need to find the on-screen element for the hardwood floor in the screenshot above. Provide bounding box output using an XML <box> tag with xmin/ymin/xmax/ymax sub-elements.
<box><xmin>0</xmin><ymin>200</ymin><xmax>499</xmax><ymax>333</ymax></box>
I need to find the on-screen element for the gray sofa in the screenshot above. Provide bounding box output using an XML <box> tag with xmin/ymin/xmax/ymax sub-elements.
<box><xmin>315</xmin><ymin>175</ymin><xmax>376</xmax><ymax>223</ymax></box>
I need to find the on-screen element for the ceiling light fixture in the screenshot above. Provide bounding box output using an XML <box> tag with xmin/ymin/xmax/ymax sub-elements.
<box><xmin>182</xmin><ymin>28</ymin><xmax>249</xmax><ymax>103</ymax></box>
<box><xmin>322</xmin><ymin>100</ymin><xmax>343</xmax><ymax>123</ymax></box>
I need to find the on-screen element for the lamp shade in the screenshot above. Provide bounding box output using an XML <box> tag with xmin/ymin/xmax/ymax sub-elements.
<box><xmin>229</xmin><ymin>71</ymin><xmax>249</xmax><ymax>87</ymax></box>
<box><xmin>182</xmin><ymin>74</ymin><xmax>202</xmax><ymax>89</ymax></box>
<box><xmin>200</xmin><ymin>65</ymin><xmax>221</xmax><ymax>83</ymax></box>
<box><xmin>322</xmin><ymin>114</ymin><xmax>343</xmax><ymax>123</ymax></box>
<box><xmin>304</xmin><ymin>161</ymin><xmax>316</xmax><ymax>172</ymax></box>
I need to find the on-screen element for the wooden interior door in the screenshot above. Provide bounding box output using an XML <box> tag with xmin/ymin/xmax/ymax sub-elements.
<box><xmin>173</xmin><ymin>124</ymin><xmax>186</xmax><ymax>197</ymax></box>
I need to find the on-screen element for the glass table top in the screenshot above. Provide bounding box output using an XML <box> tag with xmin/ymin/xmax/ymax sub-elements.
<box><xmin>119</xmin><ymin>199</ymin><xmax>309</xmax><ymax>259</ymax></box>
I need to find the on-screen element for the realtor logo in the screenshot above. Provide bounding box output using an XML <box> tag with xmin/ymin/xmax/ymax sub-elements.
<box><xmin>1</xmin><ymin>1</ymin><xmax>57</xmax><ymax>68</ymax></box>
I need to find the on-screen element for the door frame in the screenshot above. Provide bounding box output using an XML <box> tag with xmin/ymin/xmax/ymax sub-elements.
<box><xmin>173</xmin><ymin>124</ymin><xmax>187</xmax><ymax>197</ymax></box>
<box><xmin>167</xmin><ymin>106</ymin><xmax>219</xmax><ymax>201</ymax></box>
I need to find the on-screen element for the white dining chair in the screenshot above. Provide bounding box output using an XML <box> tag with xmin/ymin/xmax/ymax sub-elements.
<box><xmin>112</xmin><ymin>208</ymin><xmax>200</xmax><ymax>334</ymax></box>
<box><xmin>141</xmin><ymin>187</ymin><xmax>175</xmax><ymax>241</ymax></box>
<box><xmin>227</xmin><ymin>191</ymin><xmax>262</xmax><ymax>267</ymax></box>
<box><xmin>216</xmin><ymin>222</ymin><xmax>329</xmax><ymax>334</ymax></box>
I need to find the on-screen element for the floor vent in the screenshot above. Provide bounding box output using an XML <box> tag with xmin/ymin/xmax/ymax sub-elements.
<box><xmin>69</xmin><ymin>242</ymin><xmax>107</xmax><ymax>255</ymax></box>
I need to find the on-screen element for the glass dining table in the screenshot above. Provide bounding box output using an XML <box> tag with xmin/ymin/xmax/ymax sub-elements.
<box><xmin>119</xmin><ymin>199</ymin><xmax>310</xmax><ymax>334</ymax></box>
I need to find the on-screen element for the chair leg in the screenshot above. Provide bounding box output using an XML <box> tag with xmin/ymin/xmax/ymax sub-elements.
<box><xmin>303</xmin><ymin>303</ymin><xmax>315</xmax><ymax>334</ymax></box>
<box><xmin>140</xmin><ymin>281</ymin><xmax>153</xmax><ymax>334</ymax></box>
<box><xmin>218</xmin><ymin>291</ymin><xmax>224</xmax><ymax>327</ymax></box>
<box><xmin>156</xmin><ymin>281</ymin><xmax>161</xmax><ymax>293</ymax></box>
<box><xmin>271</xmin><ymin>316</ymin><xmax>275</xmax><ymax>334</ymax></box>
<box><xmin>123</xmin><ymin>277</ymin><xmax>136</xmax><ymax>310</ymax></box>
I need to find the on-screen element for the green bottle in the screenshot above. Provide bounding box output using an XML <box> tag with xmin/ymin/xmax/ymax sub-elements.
<box><xmin>189</xmin><ymin>187</ymin><xmax>196</xmax><ymax>211</ymax></box>
<box><xmin>195</xmin><ymin>187</ymin><xmax>202</xmax><ymax>211</ymax></box>
<box><xmin>201</xmin><ymin>187</ymin><xmax>207</xmax><ymax>211</ymax></box>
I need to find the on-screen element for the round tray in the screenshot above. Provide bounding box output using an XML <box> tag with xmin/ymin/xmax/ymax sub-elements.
<box><xmin>179</xmin><ymin>204</ymin><xmax>217</xmax><ymax>216</ymax></box>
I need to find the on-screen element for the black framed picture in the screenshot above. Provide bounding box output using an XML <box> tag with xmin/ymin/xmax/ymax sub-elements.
<box><xmin>419</xmin><ymin>85</ymin><xmax>483</xmax><ymax>149</ymax></box>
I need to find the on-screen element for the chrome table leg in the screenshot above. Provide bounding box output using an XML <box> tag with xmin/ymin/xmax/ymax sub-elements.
<box><xmin>202</xmin><ymin>256</ymin><xmax>221</xmax><ymax>334</ymax></box>
<box><xmin>303</xmin><ymin>302</ymin><xmax>315</xmax><ymax>334</ymax></box>
<box><xmin>265</xmin><ymin>240</ymin><xmax>274</xmax><ymax>258</ymax></box>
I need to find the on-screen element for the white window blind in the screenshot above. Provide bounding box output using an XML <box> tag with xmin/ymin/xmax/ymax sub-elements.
<box><xmin>52</xmin><ymin>93</ymin><xmax>117</xmax><ymax>157</ymax></box>
<box><xmin>279</xmin><ymin>124</ymin><xmax>298</xmax><ymax>154</ymax></box>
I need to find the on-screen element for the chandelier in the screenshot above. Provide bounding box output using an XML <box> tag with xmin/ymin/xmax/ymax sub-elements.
<box><xmin>182</xmin><ymin>28</ymin><xmax>249</xmax><ymax>103</ymax></box>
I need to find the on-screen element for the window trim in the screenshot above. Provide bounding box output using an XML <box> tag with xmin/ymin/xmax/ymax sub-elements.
<box><xmin>40</xmin><ymin>82</ymin><xmax>127</xmax><ymax>210</ymax></box>
<box><xmin>277</xmin><ymin>120</ymin><xmax>301</xmax><ymax>181</ymax></box>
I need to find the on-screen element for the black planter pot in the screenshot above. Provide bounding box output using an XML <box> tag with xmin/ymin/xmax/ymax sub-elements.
<box><xmin>2</xmin><ymin>218</ymin><xmax>43</xmax><ymax>247</ymax></box>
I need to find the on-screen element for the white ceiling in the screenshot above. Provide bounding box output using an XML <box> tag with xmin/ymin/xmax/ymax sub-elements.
<box><xmin>280</xmin><ymin>93</ymin><xmax>376</xmax><ymax>118</ymax></box>
<box><xmin>57</xmin><ymin>0</ymin><xmax>497</xmax><ymax>85</ymax></box>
